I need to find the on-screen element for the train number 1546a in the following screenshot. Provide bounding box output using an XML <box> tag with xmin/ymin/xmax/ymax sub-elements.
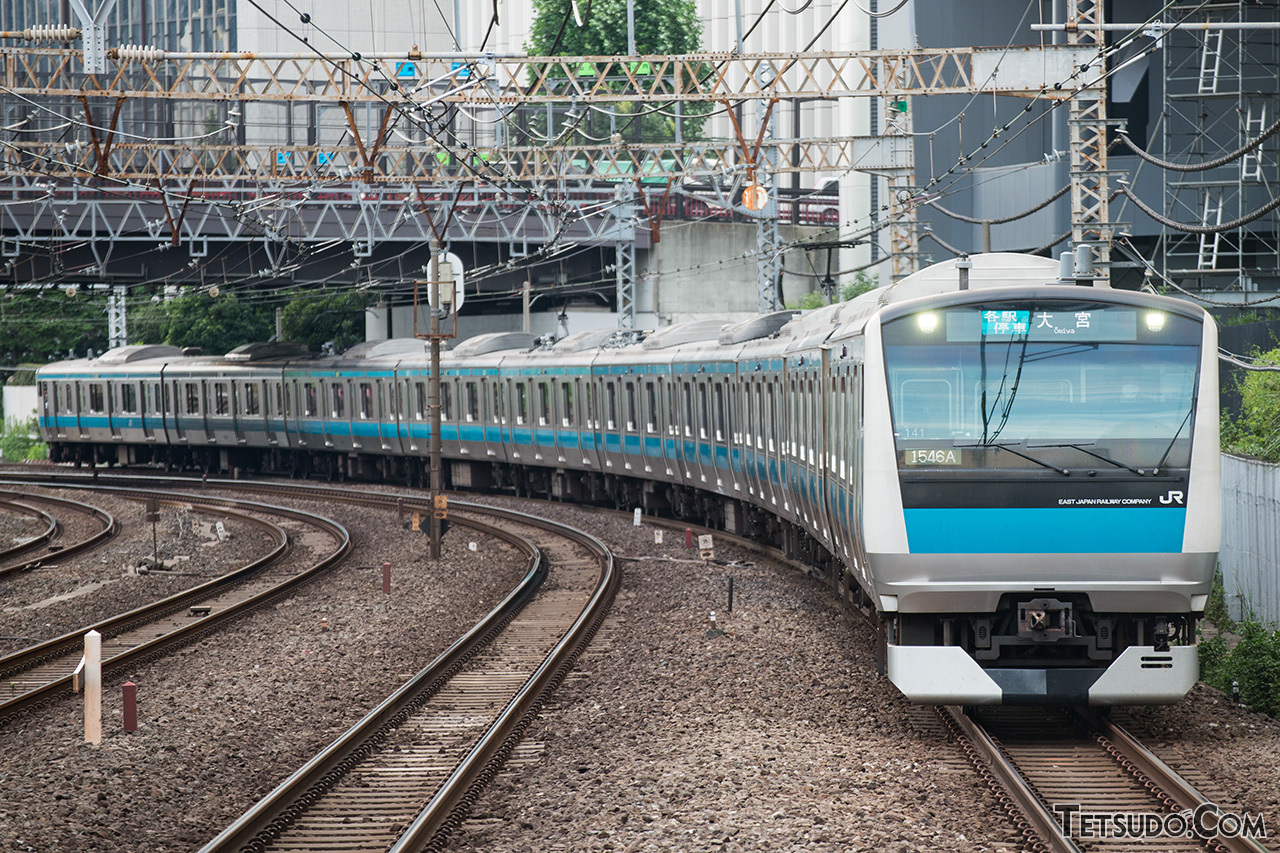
<box><xmin>902</xmin><ymin>448</ymin><xmax>962</xmax><ymax>466</ymax></box>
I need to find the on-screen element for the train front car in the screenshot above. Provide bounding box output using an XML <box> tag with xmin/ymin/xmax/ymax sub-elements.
<box><xmin>863</xmin><ymin>261</ymin><xmax>1218</xmax><ymax>706</ymax></box>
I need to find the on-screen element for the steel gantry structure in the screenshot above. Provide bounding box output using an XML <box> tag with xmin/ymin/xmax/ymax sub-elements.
<box><xmin>0</xmin><ymin>39</ymin><xmax>1096</xmax><ymax>326</ymax></box>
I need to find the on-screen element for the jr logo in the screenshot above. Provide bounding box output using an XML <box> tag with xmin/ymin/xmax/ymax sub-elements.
<box><xmin>1159</xmin><ymin>490</ymin><xmax>1185</xmax><ymax>505</ymax></box>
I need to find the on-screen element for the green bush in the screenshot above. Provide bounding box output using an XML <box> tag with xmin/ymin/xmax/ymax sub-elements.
<box><xmin>1200</xmin><ymin>621</ymin><xmax>1280</xmax><ymax>718</ymax></box>
<box><xmin>1204</xmin><ymin>566</ymin><xmax>1235</xmax><ymax>632</ymax></box>
<box><xmin>0</xmin><ymin>417</ymin><xmax>46</xmax><ymax>462</ymax></box>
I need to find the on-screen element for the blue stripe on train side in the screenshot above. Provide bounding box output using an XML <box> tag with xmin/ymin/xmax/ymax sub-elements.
<box><xmin>903</xmin><ymin>507</ymin><xmax>1186</xmax><ymax>554</ymax></box>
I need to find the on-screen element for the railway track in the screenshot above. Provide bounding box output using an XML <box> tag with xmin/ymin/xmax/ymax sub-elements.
<box><xmin>0</xmin><ymin>486</ymin><xmax>349</xmax><ymax>722</ymax></box>
<box><xmin>940</xmin><ymin>706</ymin><xmax>1272</xmax><ymax>853</ymax></box>
<box><xmin>0</xmin><ymin>488</ymin><xmax>117</xmax><ymax>578</ymax></box>
<box><xmin>199</xmin><ymin>502</ymin><xmax>618</xmax><ymax>853</ymax></box>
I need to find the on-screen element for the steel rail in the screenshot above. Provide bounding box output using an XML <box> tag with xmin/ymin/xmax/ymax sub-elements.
<box><xmin>197</xmin><ymin>512</ymin><xmax>543</xmax><ymax>852</ymax></box>
<box><xmin>942</xmin><ymin>705</ymin><xmax>1082</xmax><ymax>853</ymax></box>
<box><xmin>0</xmin><ymin>488</ymin><xmax>117</xmax><ymax>578</ymax></box>
<box><xmin>1088</xmin><ymin>711</ymin><xmax>1272</xmax><ymax>853</ymax></box>
<box><xmin>199</xmin><ymin>503</ymin><xmax>616</xmax><ymax>853</ymax></box>
<box><xmin>0</xmin><ymin>492</ymin><xmax>58</xmax><ymax>563</ymax></box>
<box><xmin>0</xmin><ymin>488</ymin><xmax>349</xmax><ymax>722</ymax></box>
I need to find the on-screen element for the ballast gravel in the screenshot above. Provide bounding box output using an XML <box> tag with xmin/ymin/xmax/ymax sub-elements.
<box><xmin>1</xmin><ymin>483</ymin><xmax>1277</xmax><ymax>852</ymax></box>
<box><xmin>0</xmin><ymin>490</ymin><xmax>527</xmax><ymax>853</ymax></box>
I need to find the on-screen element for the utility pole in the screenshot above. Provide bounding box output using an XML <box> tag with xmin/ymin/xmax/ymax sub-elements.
<box><xmin>428</xmin><ymin>248</ymin><xmax>442</xmax><ymax>561</ymax></box>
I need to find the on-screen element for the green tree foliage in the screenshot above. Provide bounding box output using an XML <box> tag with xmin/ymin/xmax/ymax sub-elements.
<box><xmin>0</xmin><ymin>291</ymin><xmax>110</xmax><ymax>363</ymax></box>
<box><xmin>526</xmin><ymin>0</ymin><xmax>710</xmax><ymax>143</ymax></box>
<box><xmin>0</xmin><ymin>417</ymin><xmax>46</xmax><ymax>462</ymax></box>
<box><xmin>131</xmin><ymin>293</ymin><xmax>273</xmax><ymax>356</ymax></box>
<box><xmin>1220</xmin><ymin>346</ymin><xmax>1280</xmax><ymax>462</ymax></box>
<box><xmin>281</xmin><ymin>291</ymin><xmax>372</xmax><ymax>353</ymax></box>
<box><xmin>787</xmin><ymin>272</ymin><xmax>877</xmax><ymax>310</ymax></box>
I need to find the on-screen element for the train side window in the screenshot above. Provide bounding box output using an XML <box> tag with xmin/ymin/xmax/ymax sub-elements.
<box><xmin>767</xmin><ymin>385</ymin><xmax>777</xmax><ymax>453</ymax></box>
<box><xmin>330</xmin><ymin>383</ymin><xmax>345</xmax><ymax>418</ymax></box>
<box><xmin>625</xmin><ymin>383</ymin><xmax>637</xmax><ymax>432</ymax></box>
<box><xmin>491</xmin><ymin>382</ymin><xmax>505</xmax><ymax>424</ymax></box>
<box><xmin>358</xmin><ymin>382</ymin><xmax>373</xmax><ymax>419</ymax></box>
<box><xmin>244</xmin><ymin>383</ymin><xmax>260</xmax><ymax>416</ymax></box>
<box><xmin>121</xmin><ymin>383</ymin><xmax>138</xmax><ymax>414</ymax></box>
<box><xmin>466</xmin><ymin>382</ymin><xmax>480</xmax><ymax>422</ymax></box>
<box><xmin>88</xmin><ymin>383</ymin><xmax>105</xmax><ymax>414</ymax></box>
<box><xmin>415</xmin><ymin>382</ymin><xmax>427</xmax><ymax>419</ymax></box>
<box><xmin>744</xmin><ymin>382</ymin><xmax>754</xmax><ymax>446</ymax></box>
<box><xmin>644</xmin><ymin>382</ymin><xmax>657</xmax><ymax>434</ymax></box>
<box><xmin>606</xmin><ymin>382</ymin><xmax>618</xmax><ymax>430</ymax></box>
<box><xmin>682</xmin><ymin>383</ymin><xmax>694</xmax><ymax>437</ymax></box>
<box><xmin>666</xmin><ymin>383</ymin><xmax>677</xmax><ymax>436</ymax></box>
<box><xmin>212</xmin><ymin>382</ymin><xmax>228</xmax><ymax>415</ymax></box>
<box><xmin>183</xmin><ymin>383</ymin><xmax>199</xmax><ymax>415</ymax></box>
<box><xmin>714</xmin><ymin>382</ymin><xmax>726</xmax><ymax>442</ymax></box>
<box><xmin>697</xmin><ymin>383</ymin><xmax>709</xmax><ymax>440</ymax></box>
<box><xmin>435</xmin><ymin>382</ymin><xmax>449</xmax><ymax>421</ymax></box>
<box><xmin>538</xmin><ymin>381</ymin><xmax>550</xmax><ymax>426</ymax></box>
<box><xmin>561</xmin><ymin>381</ymin><xmax>574</xmax><ymax>427</ymax></box>
<box><xmin>515</xmin><ymin>383</ymin><xmax>528</xmax><ymax>425</ymax></box>
<box><xmin>585</xmin><ymin>382</ymin><xmax>596</xmax><ymax>429</ymax></box>
<box><xmin>304</xmin><ymin>383</ymin><xmax>317</xmax><ymax>416</ymax></box>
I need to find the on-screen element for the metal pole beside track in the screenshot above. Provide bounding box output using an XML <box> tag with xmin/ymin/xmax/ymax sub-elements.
<box><xmin>429</xmin><ymin>248</ymin><xmax>443</xmax><ymax>561</ymax></box>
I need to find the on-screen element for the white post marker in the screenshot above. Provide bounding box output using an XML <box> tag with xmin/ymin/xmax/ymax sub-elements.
<box><xmin>654</xmin><ymin>529</ymin><xmax>663</xmax><ymax>544</ymax></box>
<box><xmin>84</xmin><ymin>630</ymin><xmax>102</xmax><ymax>745</ymax></box>
<box><xmin>633</xmin><ymin>508</ymin><xmax>642</xmax><ymax>526</ymax></box>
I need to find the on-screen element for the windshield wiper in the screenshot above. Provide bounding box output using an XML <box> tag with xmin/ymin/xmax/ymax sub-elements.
<box><xmin>957</xmin><ymin>440</ymin><xmax>1070</xmax><ymax>476</ymax></box>
<box><xmin>1027</xmin><ymin>441</ymin><xmax>1147</xmax><ymax>476</ymax></box>
<box><xmin>1153</xmin><ymin>405</ymin><xmax>1195</xmax><ymax>474</ymax></box>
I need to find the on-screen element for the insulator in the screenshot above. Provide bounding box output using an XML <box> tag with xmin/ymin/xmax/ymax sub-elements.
<box><xmin>113</xmin><ymin>43</ymin><xmax>166</xmax><ymax>62</ymax></box>
<box><xmin>25</xmin><ymin>25</ymin><xmax>80</xmax><ymax>43</ymax></box>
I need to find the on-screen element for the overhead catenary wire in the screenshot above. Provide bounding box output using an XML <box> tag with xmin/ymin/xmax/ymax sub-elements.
<box><xmin>1118</xmin><ymin>115</ymin><xmax>1280</xmax><ymax>173</ymax></box>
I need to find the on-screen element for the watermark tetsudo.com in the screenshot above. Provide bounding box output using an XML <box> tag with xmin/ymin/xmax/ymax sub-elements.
<box><xmin>1053</xmin><ymin>803</ymin><xmax>1267</xmax><ymax>841</ymax></box>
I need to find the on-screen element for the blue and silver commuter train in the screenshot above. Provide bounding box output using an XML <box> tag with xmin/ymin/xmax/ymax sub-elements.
<box><xmin>34</xmin><ymin>253</ymin><xmax>1220</xmax><ymax>705</ymax></box>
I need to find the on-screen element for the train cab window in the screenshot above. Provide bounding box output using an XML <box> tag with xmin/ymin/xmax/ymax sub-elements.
<box><xmin>121</xmin><ymin>384</ymin><xmax>138</xmax><ymax>414</ymax></box>
<box><xmin>466</xmin><ymin>382</ymin><xmax>480</xmax><ymax>422</ymax></box>
<box><xmin>213</xmin><ymin>383</ymin><xmax>229</xmax><ymax>415</ymax></box>
<box><xmin>515</xmin><ymin>383</ymin><xmax>528</xmax><ymax>425</ymax></box>
<box><xmin>644</xmin><ymin>382</ymin><xmax>657</xmax><ymax>434</ymax></box>
<box><xmin>245</xmin><ymin>383</ymin><xmax>261</xmax><ymax>416</ymax></box>
<box><xmin>560</xmin><ymin>382</ymin><xmax>574</xmax><ymax>427</ymax></box>
<box><xmin>88</xmin><ymin>383</ymin><xmax>105</xmax><ymax>414</ymax></box>
<box><xmin>625</xmin><ymin>383</ymin><xmax>637</xmax><ymax>432</ymax></box>
<box><xmin>330</xmin><ymin>384</ymin><xmax>345</xmax><ymax>418</ymax></box>
<box><xmin>538</xmin><ymin>381</ymin><xmax>550</xmax><ymax>426</ymax></box>
<box><xmin>605</xmin><ymin>382</ymin><xmax>618</xmax><ymax>430</ymax></box>
<box><xmin>714</xmin><ymin>383</ymin><xmax>726</xmax><ymax>442</ymax></box>
<box><xmin>682</xmin><ymin>384</ymin><xmax>694</xmax><ymax>437</ymax></box>
<box><xmin>359</xmin><ymin>383</ymin><xmax>373</xmax><ymax>419</ymax></box>
<box><xmin>185</xmin><ymin>383</ymin><xmax>201</xmax><ymax>415</ymax></box>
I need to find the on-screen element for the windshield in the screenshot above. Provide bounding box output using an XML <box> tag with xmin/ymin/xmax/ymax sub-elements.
<box><xmin>881</xmin><ymin>301</ymin><xmax>1202</xmax><ymax>471</ymax></box>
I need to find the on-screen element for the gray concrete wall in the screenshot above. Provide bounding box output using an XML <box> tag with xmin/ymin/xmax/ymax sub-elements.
<box><xmin>1220</xmin><ymin>454</ymin><xmax>1280</xmax><ymax>627</ymax></box>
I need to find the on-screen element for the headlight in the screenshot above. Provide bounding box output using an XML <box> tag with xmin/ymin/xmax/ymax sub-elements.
<box><xmin>917</xmin><ymin>312</ymin><xmax>939</xmax><ymax>333</ymax></box>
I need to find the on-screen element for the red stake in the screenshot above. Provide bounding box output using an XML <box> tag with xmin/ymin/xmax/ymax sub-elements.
<box><xmin>122</xmin><ymin>681</ymin><xmax>137</xmax><ymax>733</ymax></box>
<box><xmin>685</xmin><ymin>528</ymin><xmax>694</xmax><ymax>550</ymax></box>
<box><xmin>382</xmin><ymin>561</ymin><xmax>391</xmax><ymax>594</ymax></box>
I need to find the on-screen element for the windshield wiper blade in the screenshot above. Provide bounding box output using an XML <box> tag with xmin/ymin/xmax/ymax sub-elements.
<box><xmin>1027</xmin><ymin>441</ymin><xmax>1147</xmax><ymax>476</ymax></box>
<box><xmin>957</xmin><ymin>440</ymin><xmax>1070</xmax><ymax>476</ymax></box>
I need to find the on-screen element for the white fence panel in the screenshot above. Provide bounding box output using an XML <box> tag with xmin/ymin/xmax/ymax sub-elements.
<box><xmin>1220</xmin><ymin>453</ymin><xmax>1280</xmax><ymax>627</ymax></box>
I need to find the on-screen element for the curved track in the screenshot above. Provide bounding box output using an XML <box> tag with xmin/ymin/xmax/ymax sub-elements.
<box><xmin>0</xmin><ymin>486</ymin><xmax>349</xmax><ymax>722</ymax></box>
<box><xmin>940</xmin><ymin>706</ymin><xmax>1272</xmax><ymax>853</ymax></box>
<box><xmin>199</xmin><ymin>502</ymin><xmax>618</xmax><ymax>853</ymax></box>
<box><xmin>0</xmin><ymin>488</ymin><xmax>116</xmax><ymax>578</ymax></box>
